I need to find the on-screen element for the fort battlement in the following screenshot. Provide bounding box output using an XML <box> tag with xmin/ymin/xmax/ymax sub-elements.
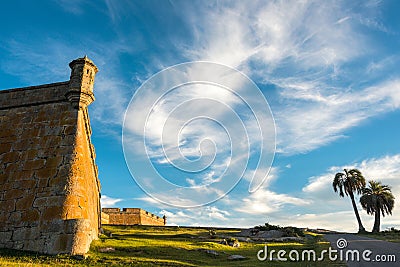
<box><xmin>102</xmin><ymin>208</ymin><xmax>166</xmax><ymax>226</ymax></box>
<box><xmin>0</xmin><ymin>56</ymin><xmax>100</xmax><ymax>255</ymax></box>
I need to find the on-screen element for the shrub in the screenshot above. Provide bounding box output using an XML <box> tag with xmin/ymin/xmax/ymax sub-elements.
<box><xmin>209</xmin><ymin>229</ymin><xmax>217</xmax><ymax>239</ymax></box>
<box><xmin>255</xmin><ymin>223</ymin><xmax>304</xmax><ymax>237</ymax></box>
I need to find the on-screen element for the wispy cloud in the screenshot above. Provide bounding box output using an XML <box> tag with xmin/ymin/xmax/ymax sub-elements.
<box><xmin>235</xmin><ymin>188</ymin><xmax>311</xmax><ymax>215</ymax></box>
<box><xmin>122</xmin><ymin>62</ymin><xmax>275</xmax><ymax>206</ymax></box>
<box><xmin>182</xmin><ymin>1</ymin><xmax>364</xmax><ymax>71</ymax></box>
<box><xmin>53</xmin><ymin>0</ymin><xmax>89</xmax><ymax>15</ymax></box>
<box><xmin>101</xmin><ymin>195</ymin><xmax>123</xmax><ymax>207</ymax></box>
<box><xmin>173</xmin><ymin>0</ymin><xmax>399</xmax><ymax>155</ymax></box>
<box><xmin>275</xmin><ymin>79</ymin><xmax>400</xmax><ymax>154</ymax></box>
<box><xmin>0</xmin><ymin>39</ymin><xmax>76</xmax><ymax>86</ymax></box>
<box><xmin>4</xmin><ymin>1</ymin><xmax>398</xmax><ymax>155</ymax></box>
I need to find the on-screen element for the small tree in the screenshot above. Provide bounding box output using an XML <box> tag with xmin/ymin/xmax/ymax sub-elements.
<box><xmin>360</xmin><ymin>181</ymin><xmax>395</xmax><ymax>233</ymax></box>
<box><xmin>333</xmin><ymin>169</ymin><xmax>366</xmax><ymax>233</ymax></box>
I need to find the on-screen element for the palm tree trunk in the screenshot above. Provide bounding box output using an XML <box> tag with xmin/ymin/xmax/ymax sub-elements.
<box><xmin>372</xmin><ymin>210</ymin><xmax>380</xmax><ymax>233</ymax></box>
<box><xmin>349</xmin><ymin>192</ymin><xmax>365</xmax><ymax>232</ymax></box>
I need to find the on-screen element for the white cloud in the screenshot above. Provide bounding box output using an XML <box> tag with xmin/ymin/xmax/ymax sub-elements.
<box><xmin>301</xmin><ymin>154</ymin><xmax>400</xmax><ymax>231</ymax></box>
<box><xmin>303</xmin><ymin>154</ymin><xmax>400</xmax><ymax>196</ymax></box>
<box><xmin>91</xmin><ymin>76</ymin><xmax>130</xmax><ymax>127</ymax></box>
<box><xmin>122</xmin><ymin>62</ymin><xmax>275</xmax><ymax>206</ymax></box>
<box><xmin>274</xmin><ymin>79</ymin><xmax>400</xmax><ymax>154</ymax></box>
<box><xmin>147</xmin><ymin>154</ymin><xmax>400</xmax><ymax>231</ymax></box>
<box><xmin>243</xmin><ymin>166</ymin><xmax>278</xmax><ymax>191</ymax></box>
<box><xmin>235</xmin><ymin>188</ymin><xmax>311</xmax><ymax>215</ymax></box>
<box><xmin>175</xmin><ymin>1</ymin><xmax>399</xmax><ymax>155</ymax></box>
<box><xmin>6</xmin><ymin>1</ymin><xmax>395</xmax><ymax>157</ymax></box>
<box><xmin>158</xmin><ymin>206</ymin><xmax>231</xmax><ymax>226</ymax></box>
<box><xmin>101</xmin><ymin>195</ymin><xmax>123</xmax><ymax>208</ymax></box>
<box><xmin>183</xmin><ymin>1</ymin><xmax>364</xmax><ymax>71</ymax></box>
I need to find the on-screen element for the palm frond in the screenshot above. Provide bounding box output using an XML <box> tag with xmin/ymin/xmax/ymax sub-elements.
<box><xmin>333</xmin><ymin>169</ymin><xmax>366</xmax><ymax>197</ymax></box>
<box><xmin>360</xmin><ymin>180</ymin><xmax>395</xmax><ymax>216</ymax></box>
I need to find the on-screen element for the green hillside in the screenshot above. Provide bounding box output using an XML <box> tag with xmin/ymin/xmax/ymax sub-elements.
<box><xmin>0</xmin><ymin>225</ymin><xmax>343</xmax><ymax>266</ymax></box>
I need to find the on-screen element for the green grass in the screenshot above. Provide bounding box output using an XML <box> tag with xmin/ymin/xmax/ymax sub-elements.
<box><xmin>0</xmin><ymin>226</ymin><xmax>346</xmax><ymax>266</ymax></box>
<box><xmin>359</xmin><ymin>230</ymin><xmax>400</xmax><ymax>243</ymax></box>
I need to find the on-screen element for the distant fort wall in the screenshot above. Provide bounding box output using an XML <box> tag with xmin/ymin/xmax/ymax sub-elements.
<box><xmin>0</xmin><ymin>57</ymin><xmax>100</xmax><ymax>255</ymax></box>
<box><xmin>102</xmin><ymin>208</ymin><xmax>166</xmax><ymax>226</ymax></box>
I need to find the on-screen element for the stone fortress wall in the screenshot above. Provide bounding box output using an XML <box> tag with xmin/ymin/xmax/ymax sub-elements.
<box><xmin>0</xmin><ymin>57</ymin><xmax>101</xmax><ymax>255</ymax></box>
<box><xmin>102</xmin><ymin>208</ymin><xmax>166</xmax><ymax>226</ymax></box>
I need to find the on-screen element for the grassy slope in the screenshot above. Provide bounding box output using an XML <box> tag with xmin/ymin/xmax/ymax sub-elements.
<box><xmin>358</xmin><ymin>231</ymin><xmax>400</xmax><ymax>243</ymax></box>
<box><xmin>0</xmin><ymin>225</ymin><xmax>345</xmax><ymax>266</ymax></box>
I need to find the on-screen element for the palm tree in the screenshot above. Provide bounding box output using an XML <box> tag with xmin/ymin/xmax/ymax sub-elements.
<box><xmin>360</xmin><ymin>181</ymin><xmax>395</xmax><ymax>233</ymax></box>
<box><xmin>333</xmin><ymin>169</ymin><xmax>366</xmax><ymax>233</ymax></box>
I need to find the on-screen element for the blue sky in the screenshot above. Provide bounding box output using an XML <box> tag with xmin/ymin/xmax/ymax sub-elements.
<box><xmin>1</xmin><ymin>0</ymin><xmax>400</xmax><ymax>232</ymax></box>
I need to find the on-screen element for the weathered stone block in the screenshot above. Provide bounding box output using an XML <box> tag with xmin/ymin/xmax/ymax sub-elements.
<box><xmin>0</xmin><ymin>182</ymin><xmax>12</xmax><ymax>191</ymax></box>
<box><xmin>54</xmin><ymin>234</ymin><xmax>73</xmax><ymax>252</ymax></box>
<box><xmin>32</xmin><ymin>197</ymin><xmax>47</xmax><ymax>208</ymax></box>
<box><xmin>23</xmin><ymin>159</ymin><xmax>46</xmax><ymax>170</ymax></box>
<box><xmin>1</xmin><ymin>151</ymin><xmax>20</xmax><ymax>163</ymax></box>
<box><xmin>0</xmin><ymin>129</ymin><xmax>14</xmax><ymax>139</ymax></box>
<box><xmin>63</xmin><ymin>125</ymin><xmax>76</xmax><ymax>136</ymax></box>
<box><xmin>33</xmin><ymin>196</ymin><xmax>63</xmax><ymax>208</ymax></box>
<box><xmin>0</xmin><ymin>201</ymin><xmax>15</xmax><ymax>212</ymax></box>
<box><xmin>36</xmin><ymin>168</ymin><xmax>57</xmax><ymax>179</ymax></box>
<box><xmin>45</xmin><ymin>156</ymin><xmax>63</xmax><ymax>169</ymax></box>
<box><xmin>12</xmin><ymin>227</ymin><xmax>40</xmax><ymax>241</ymax></box>
<box><xmin>42</xmin><ymin>206</ymin><xmax>63</xmax><ymax>221</ymax></box>
<box><xmin>21</xmin><ymin>209</ymin><xmax>40</xmax><ymax>223</ymax></box>
<box><xmin>24</xmin><ymin>239</ymin><xmax>43</xmax><ymax>252</ymax></box>
<box><xmin>21</xmin><ymin>128</ymin><xmax>40</xmax><ymax>140</ymax></box>
<box><xmin>12</xmin><ymin>140</ymin><xmax>31</xmax><ymax>151</ymax></box>
<box><xmin>13</xmin><ymin>179</ymin><xmax>36</xmax><ymax>190</ymax></box>
<box><xmin>0</xmin><ymin>231</ymin><xmax>12</xmax><ymax>242</ymax></box>
<box><xmin>0</xmin><ymin>173</ymin><xmax>7</xmax><ymax>185</ymax></box>
<box><xmin>4</xmin><ymin>163</ymin><xmax>19</xmax><ymax>174</ymax></box>
<box><xmin>12</xmin><ymin>241</ymin><xmax>24</xmax><ymax>250</ymax></box>
<box><xmin>8</xmin><ymin>211</ymin><xmax>21</xmax><ymax>224</ymax></box>
<box><xmin>24</xmin><ymin>150</ymin><xmax>38</xmax><ymax>160</ymax></box>
<box><xmin>5</xmin><ymin>189</ymin><xmax>25</xmax><ymax>199</ymax></box>
<box><xmin>36</xmin><ymin>178</ymin><xmax>49</xmax><ymax>188</ymax></box>
<box><xmin>62</xmin><ymin>205</ymin><xmax>83</xmax><ymax>219</ymax></box>
<box><xmin>40</xmin><ymin>220</ymin><xmax>64</xmax><ymax>233</ymax></box>
<box><xmin>42</xmin><ymin>135</ymin><xmax>62</xmax><ymax>148</ymax></box>
<box><xmin>33</xmin><ymin>112</ymin><xmax>50</xmax><ymax>123</ymax></box>
<box><xmin>14</xmin><ymin>170</ymin><xmax>35</xmax><ymax>181</ymax></box>
<box><xmin>0</xmin><ymin>143</ymin><xmax>11</xmax><ymax>154</ymax></box>
<box><xmin>16</xmin><ymin>195</ymin><xmax>35</xmax><ymax>210</ymax></box>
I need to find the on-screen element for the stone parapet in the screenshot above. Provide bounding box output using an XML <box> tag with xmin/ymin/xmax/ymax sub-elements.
<box><xmin>0</xmin><ymin>82</ymin><xmax>69</xmax><ymax>110</ymax></box>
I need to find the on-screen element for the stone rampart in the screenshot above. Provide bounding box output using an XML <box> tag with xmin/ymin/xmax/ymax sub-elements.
<box><xmin>102</xmin><ymin>208</ymin><xmax>165</xmax><ymax>226</ymax></box>
<box><xmin>0</xmin><ymin>56</ymin><xmax>100</xmax><ymax>255</ymax></box>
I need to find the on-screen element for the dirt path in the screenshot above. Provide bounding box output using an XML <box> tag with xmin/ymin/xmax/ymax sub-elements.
<box><xmin>324</xmin><ymin>233</ymin><xmax>400</xmax><ymax>266</ymax></box>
